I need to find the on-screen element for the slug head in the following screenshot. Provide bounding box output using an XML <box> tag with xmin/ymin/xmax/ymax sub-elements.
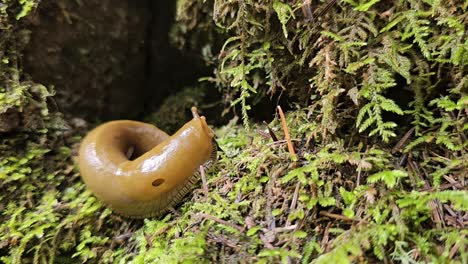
<box><xmin>191</xmin><ymin>106</ymin><xmax>214</xmax><ymax>139</ymax></box>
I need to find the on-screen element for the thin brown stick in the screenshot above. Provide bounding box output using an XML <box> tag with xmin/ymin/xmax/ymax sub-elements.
<box><xmin>418</xmin><ymin>165</ymin><xmax>446</xmax><ymax>227</ymax></box>
<box><xmin>317</xmin><ymin>0</ymin><xmax>337</xmax><ymax>19</ymax></box>
<box><xmin>207</xmin><ymin>233</ymin><xmax>240</xmax><ymax>251</ymax></box>
<box><xmin>356</xmin><ymin>146</ymin><xmax>369</xmax><ymax>186</ymax></box>
<box><xmin>259</xmin><ymin>234</ymin><xmax>275</xmax><ymax>249</ymax></box>
<box><xmin>265</xmin><ymin>139</ymin><xmax>300</xmax><ymax>147</ymax></box>
<box><xmin>270</xmin><ymin>224</ymin><xmax>298</xmax><ymax>233</ymax></box>
<box><xmin>263</xmin><ymin>121</ymin><xmax>279</xmax><ymax>141</ymax></box>
<box><xmin>290</xmin><ymin>182</ymin><xmax>300</xmax><ymax>211</ymax></box>
<box><xmin>113</xmin><ymin>232</ymin><xmax>133</xmax><ymax>244</ymax></box>
<box><xmin>256</xmin><ymin>129</ymin><xmax>271</xmax><ymax>139</ymax></box>
<box><xmin>285</xmin><ymin>182</ymin><xmax>301</xmax><ymax>227</ymax></box>
<box><xmin>319</xmin><ymin>211</ymin><xmax>362</xmax><ymax>222</ymax></box>
<box><xmin>421</xmin><ymin>182</ymin><xmax>462</xmax><ymax>192</ymax></box>
<box><xmin>266</xmin><ymin>167</ymin><xmax>284</xmax><ymax>230</ymax></box>
<box><xmin>198</xmin><ymin>213</ymin><xmax>244</xmax><ymax>233</ymax></box>
<box><xmin>392</xmin><ymin>127</ymin><xmax>415</xmax><ymax>153</ymax></box>
<box><xmin>200</xmin><ymin>165</ymin><xmax>209</xmax><ymax>199</ymax></box>
<box><xmin>303</xmin><ymin>0</ymin><xmax>337</xmax><ymax>23</ymax></box>
<box><xmin>449</xmin><ymin>234</ymin><xmax>465</xmax><ymax>258</ymax></box>
<box><xmin>321</xmin><ymin>222</ymin><xmax>332</xmax><ymax>252</ymax></box>
<box><xmin>277</xmin><ymin>106</ymin><xmax>296</xmax><ymax>161</ymax></box>
<box><xmin>301</xmin><ymin>0</ymin><xmax>313</xmax><ymax>21</ymax></box>
<box><xmin>443</xmin><ymin>175</ymin><xmax>458</xmax><ymax>185</ymax></box>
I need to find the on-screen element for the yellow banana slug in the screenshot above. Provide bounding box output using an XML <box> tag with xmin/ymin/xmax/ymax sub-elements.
<box><xmin>78</xmin><ymin>107</ymin><xmax>216</xmax><ymax>218</ymax></box>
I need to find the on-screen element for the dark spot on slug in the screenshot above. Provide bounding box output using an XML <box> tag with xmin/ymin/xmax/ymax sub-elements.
<box><xmin>152</xmin><ymin>178</ymin><xmax>165</xmax><ymax>187</ymax></box>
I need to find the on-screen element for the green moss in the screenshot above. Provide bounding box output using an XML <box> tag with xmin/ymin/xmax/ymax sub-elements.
<box><xmin>16</xmin><ymin>0</ymin><xmax>38</xmax><ymax>20</ymax></box>
<box><xmin>145</xmin><ymin>86</ymin><xmax>208</xmax><ymax>133</ymax></box>
<box><xmin>1</xmin><ymin>108</ymin><xmax>467</xmax><ymax>263</ymax></box>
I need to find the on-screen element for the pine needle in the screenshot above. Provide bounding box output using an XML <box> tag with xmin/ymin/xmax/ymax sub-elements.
<box><xmin>277</xmin><ymin>106</ymin><xmax>297</xmax><ymax>161</ymax></box>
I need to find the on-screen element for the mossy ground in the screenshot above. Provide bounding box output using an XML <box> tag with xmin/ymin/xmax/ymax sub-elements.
<box><xmin>0</xmin><ymin>107</ymin><xmax>466</xmax><ymax>263</ymax></box>
<box><xmin>1</xmin><ymin>0</ymin><xmax>468</xmax><ymax>263</ymax></box>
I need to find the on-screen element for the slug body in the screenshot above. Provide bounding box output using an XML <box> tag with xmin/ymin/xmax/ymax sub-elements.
<box><xmin>78</xmin><ymin>111</ymin><xmax>216</xmax><ymax>218</ymax></box>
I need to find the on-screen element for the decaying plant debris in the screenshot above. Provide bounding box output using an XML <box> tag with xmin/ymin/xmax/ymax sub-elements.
<box><xmin>1</xmin><ymin>0</ymin><xmax>467</xmax><ymax>263</ymax></box>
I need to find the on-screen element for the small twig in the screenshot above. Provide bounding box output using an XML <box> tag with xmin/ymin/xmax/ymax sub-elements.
<box><xmin>113</xmin><ymin>232</ymin><xmax>133</xmax><ymax>244</ymax></box>
<box><xmin>290</xmin><ymin>182</ymin><xmax>300</xmax><ymax>211</ymax></box>
<box><xmin>428</xmin><ymin>199</ymin><xmax>444</xmax><ymax>228</ymax></box>
<box><xmin>199</xmin><ymin>165</ymin><xmax>209</xmax><ymax>199</ymax></box>
<box><xmin>443</xmin><ymin>204</ymin><xmax>457</xmax><ymax>218</ymax></box>
<box><xmin>443</xmin><ymin>175</ymin><xmax>459</xmax><ymax>185</ymax></box>
<box><xmin>317</xmin><ymin>0</ymin><xmax>337</xmax><ymax>20</ymax></box>
<box><xmin>319</xmin><ymin>211</ymin><xmax>362</xmax><ymax>222</ymax></box>
<box><xmin>263</xmin><ymin>121</ymin><xmax>279</xmax><ymax>141</ymax></box>
<box><xmin>449</xmin><ymin>234</ymin><xmax>465</xmax><ymax>259</ymax></box>
<box><xmin>356</xmin><ymin>147</ymin><xmax>369</xmax><ymax>186</ymax></box>
<box><xmin>277</xmin><ymin>106</ymin><xmax>296</xmax><ymax>161</ymax></box>
<box><xmin>429</xmin><ymin>150</ymin><xmax>451</xmax><ymax>162</ymax></box>
<box><xmin>301</xmin><ymin>0</ymin><xmax>313</xmax><ymax>21</ymax></box>
<box><xmin>303</xmin><ymin>0</ymin><xmax>337</xmax><ymax>23</ymax></box>
<box><xmin>392</xmin><ymin>127</ymin><xmax>415</xmax><ymax>153</ymax></box>
<box><xmin>198</xmin><ymin>213</ymin><xmax>244</xmax><ymax>233</ymax></box>
<box><xmin>259</xmin><ymin>234</ymin><xmax>275</xmax><ymax>249</ymax></box>
<box><xmin>421</xmin><ymin>182</ymin><xmax>462</xmax><ymax>192</ymax></box>
<box><xmin>418</xmin><ymin>166</ymin><xmax>446</xmax><ymax>227</ymax></box>
<box><xmin>445</xmin><ymin>216</ymin><xmax>462</xmax><ymax>227</ymax></box>
<box><xmin>321</xmin><ymin>222</ymin><xmax>332</xmax><ymax>252</ymax></box>
<box><xmin>269</xmin><ymin>224</ymin><xmax>298</xmax><ymax>233</ymax></box>
<box><xmin>305</xmin><ymin>132</ymin><xmax>315</xmax><ymax>149</ymax></box>
<box><xmin>265</xmin><ymin>139</ymin><xmax>300</xmax><ymax>147</ymax></box>
<box><xmin>207</xmin><ymin>233</ymin><xmax>240</xmax><ymax>251</ymax></box>
<box><xmin>235</xmin><ymin>191</ymin><xmax>242</xmax><ymax>204</ymax></box>
<box><xmin>285</xmin><ymin>182</ymin><xmax>301</xmax><ymax>227</ymax></box>
<box><xmin>398</xmin><ymin>153</ymin><xmax>409</xmax><ymax>167</ymax></box>
<box><xmin>144</xmin><ymin>233</ymin><xmax>154</xmax><ymax>248</ymax></box>
<box><xmin>256</xmin><ymin>129</ymin><xmax>271</xmax><ymax>139</ymax></box>
<box><xmin>266</xmin><ymin>167</ymin><xmax>284</xmax><ymax>230</ymax></box>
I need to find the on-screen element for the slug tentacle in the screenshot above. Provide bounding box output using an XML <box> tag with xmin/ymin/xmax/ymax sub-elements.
<box><xmin>78</xmin><ymin>109</ymin><xmax>216</xmax><ymax>218</ymax></box>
